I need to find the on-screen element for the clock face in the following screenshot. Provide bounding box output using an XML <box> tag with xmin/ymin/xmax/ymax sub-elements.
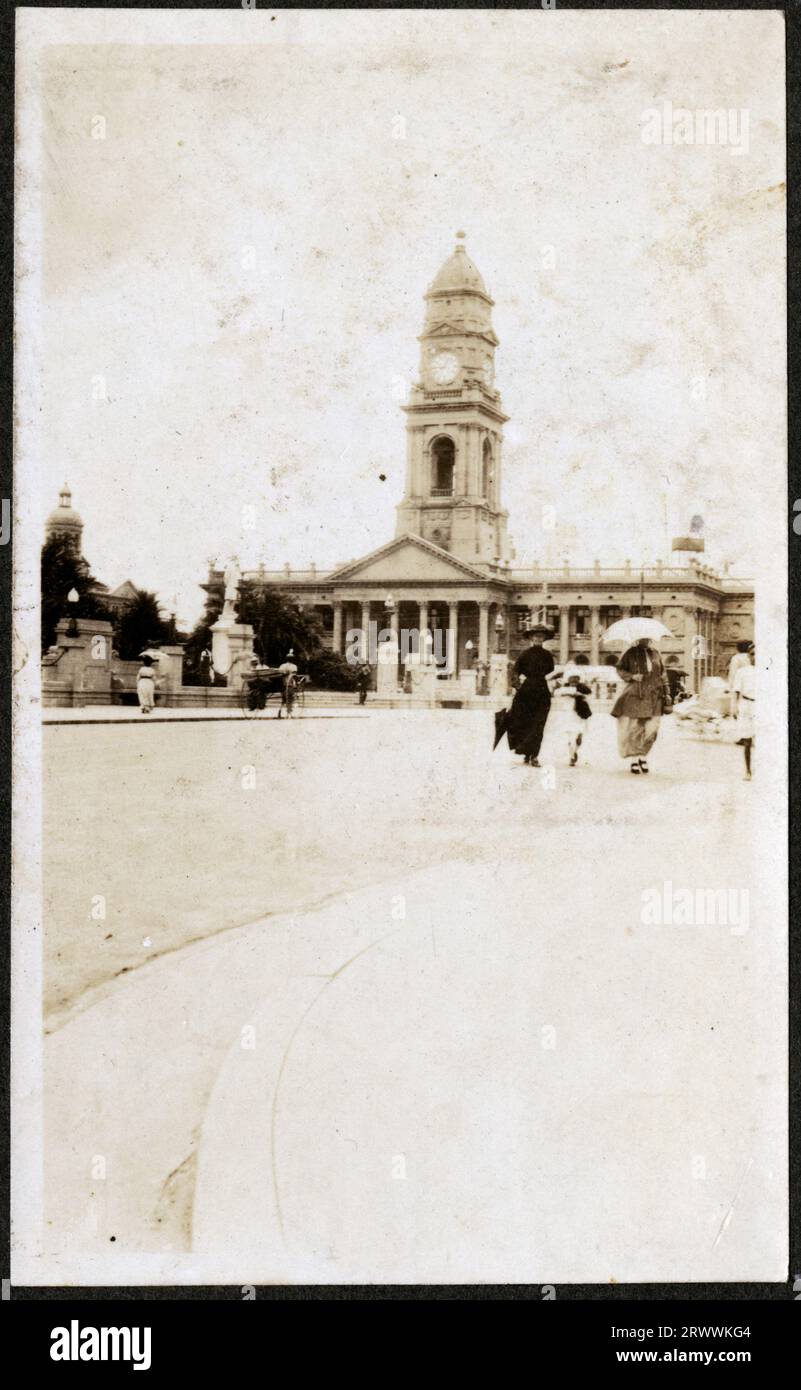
<box><xmin>482</xmin><ymin>356</ymin><xmax>494</xmax><ymax>386</ymax></box>
<box><xmin>430</xmin><ymin>351</ymin><xmax>459</xmax><ymax>385</ymax></box>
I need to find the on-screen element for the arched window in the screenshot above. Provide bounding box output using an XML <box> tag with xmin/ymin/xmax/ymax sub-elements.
<box><xmin>482</xmin><ymin>438</ymin><xmax>492</xmax><ymax>497</ymax></box>
<box><xmin>431</xmin><ymin>436</ymin><xmax>455</xmax><ymax>495</ymax></box>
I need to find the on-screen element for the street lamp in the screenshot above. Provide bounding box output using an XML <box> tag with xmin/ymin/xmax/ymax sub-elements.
<box><xmin>67</xmin><ymin>587</ymin><xmax>79</xmax><ymax>635</ymax></box>
<box><xmin>464</xmin><ymin>638</ymin><xmax>474</xmax><ymax>667</ymax></box>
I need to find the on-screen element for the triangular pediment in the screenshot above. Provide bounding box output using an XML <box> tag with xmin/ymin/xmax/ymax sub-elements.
<box><xmin>328</xmin><ymin>535</ymin><xmax>489</xmax><ymax>584</ymax></box>
<box><xmin>110</xmin><ymin>580</ymin><xmax>138</xmax><ymax>599</ymax></box>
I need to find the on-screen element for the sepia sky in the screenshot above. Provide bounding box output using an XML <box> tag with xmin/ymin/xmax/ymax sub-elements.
<box><xmin>20</xmin><ymin>8</ymin><xmax>785</xmax><ymax>626</ymax></box>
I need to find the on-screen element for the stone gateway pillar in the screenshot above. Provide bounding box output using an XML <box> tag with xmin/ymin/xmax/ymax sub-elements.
<box><xmin>52</xmin><ymin>617</ymin><xmax>114</xmax><ymax>706</ymax></box>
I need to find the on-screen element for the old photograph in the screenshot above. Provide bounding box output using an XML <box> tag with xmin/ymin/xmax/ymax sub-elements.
<box><xmin>12</xmin><ymin>7</ymin><xmax>787</xmax><ymax>1287</ymax></box>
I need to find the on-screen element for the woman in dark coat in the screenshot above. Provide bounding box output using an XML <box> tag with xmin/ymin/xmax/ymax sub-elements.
<box><xmin>610</xmin><ymin>638</ymin><xmax>672</xmax><ymax>774</ymax></box>
<box><xmin>505</xmin><ymin>624</ymin><xmax>556</xmax><ymax>766</ymax></box>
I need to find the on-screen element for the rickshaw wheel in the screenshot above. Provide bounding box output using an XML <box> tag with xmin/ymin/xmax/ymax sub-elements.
<box><xmin>239</xmin><ymin>680</ymin><xmax>266</xmax><ymax>718</ymax></box>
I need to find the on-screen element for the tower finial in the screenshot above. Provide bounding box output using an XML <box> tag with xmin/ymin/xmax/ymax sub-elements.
<box><xmin>455</xmin><ymin>229</ymin><xmax>466</xmax><ymax>241</ymax></box>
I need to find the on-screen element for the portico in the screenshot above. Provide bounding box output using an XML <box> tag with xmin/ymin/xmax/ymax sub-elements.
<box><xmin>307</xmin><ymin>535</ymin><xmax>509</xmax><ymax>678</ymax></box>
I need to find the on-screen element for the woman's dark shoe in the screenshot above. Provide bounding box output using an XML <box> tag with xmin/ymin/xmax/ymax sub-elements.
<box><xmin>638</xmin><ymin>759</ymin><xmax>649</xmax><ymax>774</ymax></box>
<box><xmin>630</xmin><ymin>761</ymin><xmax>641</xmax><ymax>774</ymax></box>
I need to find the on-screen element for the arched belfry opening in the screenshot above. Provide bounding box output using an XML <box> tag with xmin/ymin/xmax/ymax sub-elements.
<box><xmin>431</xmin><ymin>436</ymin><xmax>455</xmax><ymax>495</ymax></box>
<box><xmin>482</xmin><ymin>438</ymin><xmax>492</xmax><ymax>498</ymax></box>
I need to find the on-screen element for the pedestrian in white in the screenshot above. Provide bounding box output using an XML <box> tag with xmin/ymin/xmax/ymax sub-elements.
<box><xmin>727</xmin><ymin>640</ymin><xmax>752</xmax><ymax>719</ymax></box>
<box><xmin>550</xmin><ymin>674</ymin><xmax>593</xmax><ymax>766</ymax></box>
<box><xmin>733</xmin><ymin>642</ymin><xmax>755</xmax><ymax>779</ymax></box>
<box><xmin>136</xmin><ymin>655</ymin><xmax>156</xmax><ymax>715</ymax></box>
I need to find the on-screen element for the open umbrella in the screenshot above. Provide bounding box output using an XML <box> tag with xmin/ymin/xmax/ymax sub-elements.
<box><xmin>139</xmin><ymin>649</ymin><xmax>165</xmax><ymax>661</ymax></box>
<box><xmin>602</xmin><ymin>617</ymin><xmax>673</xmax><ymax>645</ymax></box>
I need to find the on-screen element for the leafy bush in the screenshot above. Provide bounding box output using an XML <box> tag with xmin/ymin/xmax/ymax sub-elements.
<box><xmin>305</xmin><ymin>648</ymin><xmax>359</xmax><ymax>691</ymax></box>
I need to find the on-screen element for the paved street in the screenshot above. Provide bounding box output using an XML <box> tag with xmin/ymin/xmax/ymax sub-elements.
<box><xmin>43</xmin><ymin>708</ymin><xmax>747</xmax><ymax>1022</ymax></box>
<box><xmin>40</xmin><ymin>709</ymin><xmax>785</xmax><ymax>1283</ymax></box>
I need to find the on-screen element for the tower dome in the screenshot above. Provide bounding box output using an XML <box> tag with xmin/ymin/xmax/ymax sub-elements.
<box><xmin>427</xmin><ymin>232</ymin><xmax>490</xmax><ymax>299</ymax></box>
<box><xmin>45</xmin><ymin>484</ymin><xmax>83</xmax><ymax>555</ymax></box>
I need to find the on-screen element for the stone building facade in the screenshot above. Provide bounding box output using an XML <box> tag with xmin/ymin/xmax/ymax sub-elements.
<box><xmin>210</xmin><ymin>238</ymin><xmax>753</xmax><ymax>692</ymax></box>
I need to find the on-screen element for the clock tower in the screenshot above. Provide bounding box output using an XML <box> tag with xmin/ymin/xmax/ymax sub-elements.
<box><xmin>396</xmin><ymin>233</ymin><xmax>510</xmax><ymax>567</ymax></box>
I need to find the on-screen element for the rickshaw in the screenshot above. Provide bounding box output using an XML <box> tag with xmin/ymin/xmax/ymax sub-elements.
<box><xmin>238</xmin><ymin>663</ymin><xmax>308</xmax><ymax>718</ymax></box>
<box><xmin>674</xmin><ymin>676</ymin><xmax>729</xmax><ymax>739</ymax></box>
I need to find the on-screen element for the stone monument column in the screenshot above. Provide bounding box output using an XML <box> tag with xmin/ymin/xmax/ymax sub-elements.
<box><xmin>212</xmin><ymin>555</ymin><xmax>255</xmax><ymax>688</ymax></box>
<box><xmin>376</xmin><ymin>629</ymin><xmax>400</xmax><ymax>695</ymax></box>
<box><xmin>210</xmin><ymin>621</ymin><xmax>255</xmax><ymax>690</ymax></box>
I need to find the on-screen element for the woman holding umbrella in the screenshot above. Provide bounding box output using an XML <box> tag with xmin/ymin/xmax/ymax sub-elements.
<box><xmin>606</xmin><ymin>618</ymin><xmax>673</xmax><ymax>774</ymax></box>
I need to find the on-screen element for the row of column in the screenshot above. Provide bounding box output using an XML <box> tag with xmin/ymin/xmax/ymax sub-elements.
<box><xmin>330</xmin><ymin>599</ymin><xmax>496</xmax><ymax>665</ymax></box>
<box><xmin>329</xmin><ymin>599</ymin><xmax>719</xmax><ymax>681</ymax></box>
<box><xmin>555</xmin><ymin>603</ymin><xmax>605</xmax><ymax>665</ymax></box>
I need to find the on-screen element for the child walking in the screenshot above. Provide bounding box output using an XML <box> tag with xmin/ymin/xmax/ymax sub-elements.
<box><xmin>550</xmin><ymin>674</ymin><xmax>593</xmax><ymax>766</ymax></box>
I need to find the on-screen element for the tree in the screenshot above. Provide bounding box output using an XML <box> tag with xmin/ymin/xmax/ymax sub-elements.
<box><xmin>236</xmin><ymin>581</ymin><xmax>324</xmax><ymax>667</ymax></box>
<box><xmin>41</xmin><ymin>537</ymin><xmax>111</xmax><ymax>651</ymax></box>
<box><xmin>183</xmin><ymin>576</ymin><xmax>361</xmax><ymax>689</ymax></box>
<box><xmin>305</xmin><ymin>647</ymin><xmax>359</xmax><ymax>691</ymax></box>
<box><xmin>114</xmin><ymin>589</ymin><xmax>174</xmax><ymax>660</ymax></box>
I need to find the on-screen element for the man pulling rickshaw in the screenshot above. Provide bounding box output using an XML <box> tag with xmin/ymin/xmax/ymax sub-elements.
<box><xmin>240</xmin><ymin>649</ymin><xmax>308</xmax><ymax>718</ymax></box>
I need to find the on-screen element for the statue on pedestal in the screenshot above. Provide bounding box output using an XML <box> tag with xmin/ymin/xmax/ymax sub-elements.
<box><xmin>221</xmin><ymin>555</ymin><xmax>241</xmax><ymax>623</ymax></box>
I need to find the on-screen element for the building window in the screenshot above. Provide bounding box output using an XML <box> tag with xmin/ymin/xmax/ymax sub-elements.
<box><xmin>631</xmin><ymin>605</ymin><xmax>652</xmax><ymax>618</ymax></box>
<box><xmin>574</xmin><ymin>606</ymin><xmax>589</xmax><ymax>636</ymax></box>
<box><xmin>517</xmin><ymin>604</ymin><xmax>558</xmax><ymax>634</ymax></box>
<box><xmin>431</xmin><ymin>436</ymin><xmax>455</xmax><ymax>496</ymax></box>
